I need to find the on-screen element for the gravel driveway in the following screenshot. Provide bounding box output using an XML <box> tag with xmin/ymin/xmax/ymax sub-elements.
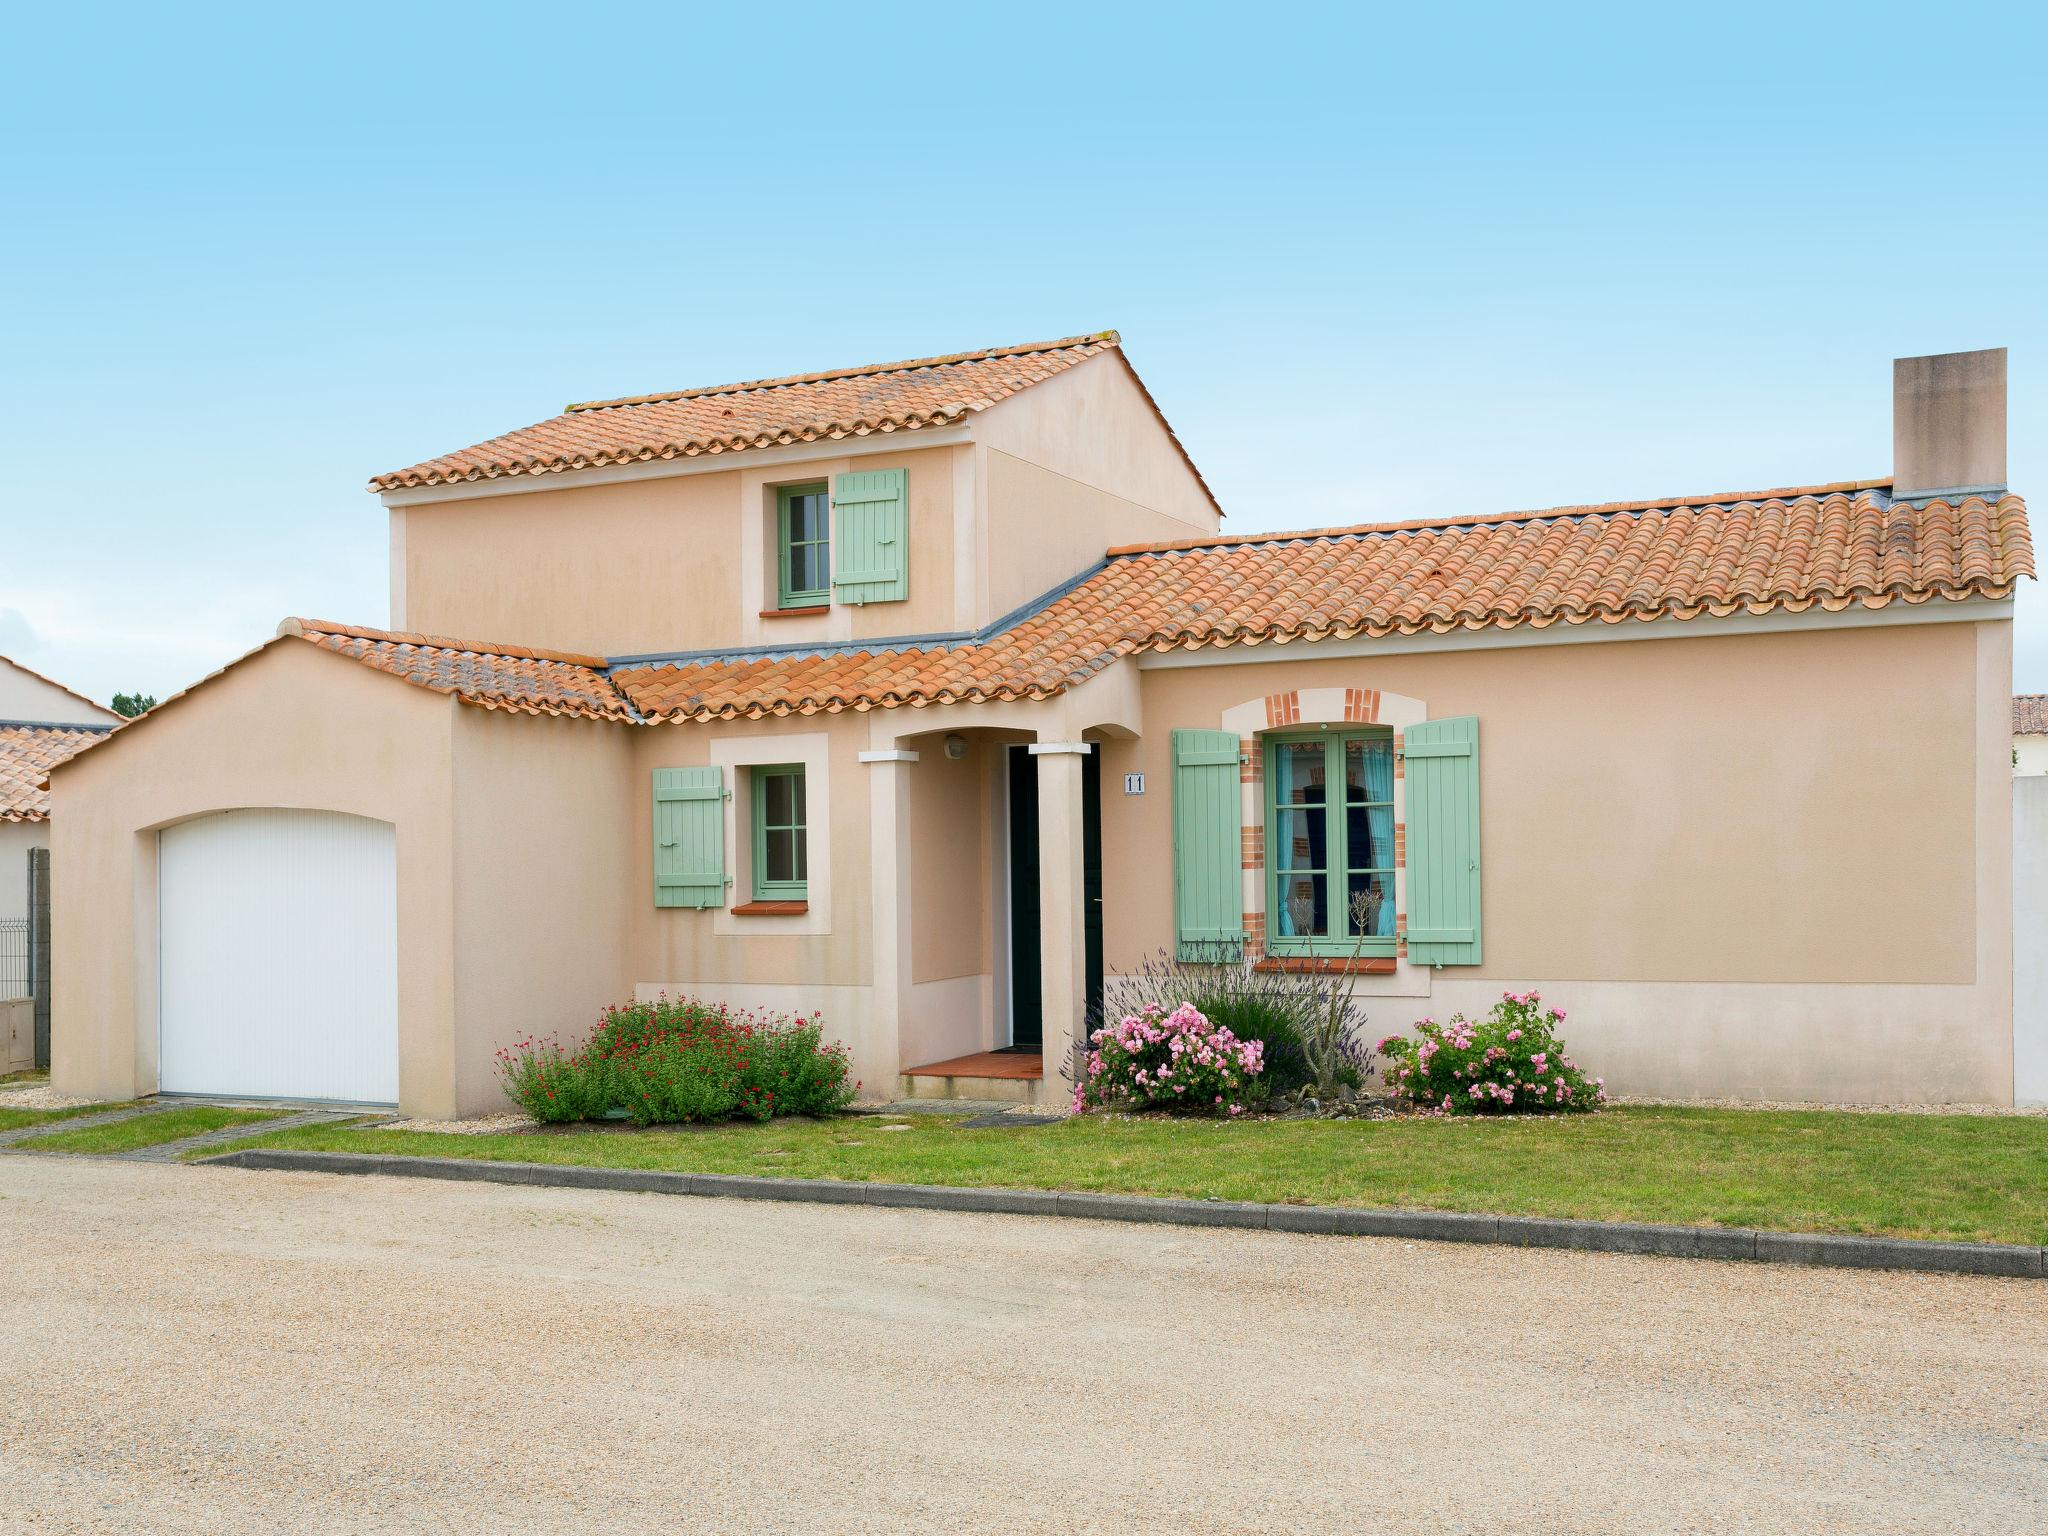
<box><xmin>1</xmin><ymin>1158</ymin><xmax>2043</xmax><ymax>1534</ymax></box>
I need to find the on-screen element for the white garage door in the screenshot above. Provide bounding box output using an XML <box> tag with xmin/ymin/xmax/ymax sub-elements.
<box><xmin>159</xmin><ymin>809</ymin><xmax>399</xmax><ymax>1105</ymax></box>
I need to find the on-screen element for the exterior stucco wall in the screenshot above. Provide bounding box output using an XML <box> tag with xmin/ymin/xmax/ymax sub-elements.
<box><xmin>971</xmin><ymin>352</ymin><xmax>1218</xmax><ymax>539</ymax></box>
<box><xmin>980</xmin><ymin>449</ymin><xmax>1215</xmax><ymax>620</ymax></box>
<box><xmin>0</xmin><ymin>660</ymin><xmax>115</xmax><ymax>725</ymax></box>
<box><xmin>402</xmin><ymin>468</ymin><xmax>745</xmax><ymax>654</ymax></box>
<box><xmin>626</xmin><ymin>713</ymin><xmax>897</xmax><ymax>1090</ymax></box>
<box><xmin>1102</xmin><ymin>618</ymin><xmax>2014</xmax><ymax>1104</ymax></box>
<box><xmin>2014</xmin><ymin>734</ymin><xmax>2048</xmax><ymax>776</ymax></box>
<box><xmin>909</xmin><ymin>739</ymin><xmax>992</xmax><ymax>986</ymax></box>
<box><xmin>972</xmin><ymin>357</ymin><xmax>1220</xmax><ymax>620</ymax></box>
<box><xmin>623</xmin><ymin>718</ymin><xmax>1009</xmax><ymax>1092</ymax></box>
<box><xmin>397</xmin><ymin>446</ymin><xmax>963</xmax><ymax>657</ymax></box>
<box><xmin>448</xmin><ymin>706</ymin><xmax>637</xmax><ymax>1114</ymax></box>
<box><xmin>47</xmin><ymin>641</ymin><xmax>463</xmax><ymax>1113</ymax></box>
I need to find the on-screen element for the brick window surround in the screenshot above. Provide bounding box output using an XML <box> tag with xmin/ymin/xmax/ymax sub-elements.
<box><xmin>1215</xmin><ymin>686</ymin><xmax>1430</xmax><ymax>969</ymax></box>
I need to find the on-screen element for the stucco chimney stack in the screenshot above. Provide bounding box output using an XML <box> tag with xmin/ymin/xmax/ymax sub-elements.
<box><xmin>1893</xmin><ymin>347</ymin><xmax>2007</xmax><ymax>500</ymax></box>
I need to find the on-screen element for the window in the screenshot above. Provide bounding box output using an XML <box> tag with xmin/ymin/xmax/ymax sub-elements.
<box><xmin>1265</xmin><ymin>731</ymin><xmax>1395</xmax><ymax>955</ymax></box>
<box><xmin>751</xmin><ymin>764</ymin><xmax>808</xmax><ymax>900</ymax></box>
<box><xmin>777</xmin><ymin>483</ymin><xmax>830</xmax><ymax>609</ymax></box>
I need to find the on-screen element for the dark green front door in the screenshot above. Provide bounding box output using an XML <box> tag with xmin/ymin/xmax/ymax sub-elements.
<box><xmin>1006</xmin><ymin>746</ymin><xmax>1103</xmax><ymax>1048</ymax></box>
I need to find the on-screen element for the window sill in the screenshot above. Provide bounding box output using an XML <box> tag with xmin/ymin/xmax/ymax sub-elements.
<box><xmin>731</xmin><ymin>899</ymin><xmax>808</xmax><ymax>916</ymax></box>
<box><xmin>760</xmin><ymin>604</ymin><xmax>827</xmax><ymax>620</ymax></box>
<box><xmin>1254</xmin><ymin>955</ymin><xmax>1397</xmax><ymax>975</ymax></box>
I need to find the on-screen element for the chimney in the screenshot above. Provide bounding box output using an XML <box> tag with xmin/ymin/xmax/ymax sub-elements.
<box><xmin>1893</xmin><ymin>347</ymin><xmax>2007</xmax><ymax>500</ymax></box>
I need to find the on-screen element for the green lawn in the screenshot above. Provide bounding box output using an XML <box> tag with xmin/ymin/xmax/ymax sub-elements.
<box><xmin>28</xmin><ymin>1105</ymin><xmax>278</xmax><ymax>1155</ymax></box>
<box><xmin>207</xmin><ymin>1107</ymin><xmax>2048</xmax><ymax>1246</ymax></box>
<box><xmin>0</xmin><ymin>1101</ymin><xmax>138</xmax><ymax>1133</ymax></box>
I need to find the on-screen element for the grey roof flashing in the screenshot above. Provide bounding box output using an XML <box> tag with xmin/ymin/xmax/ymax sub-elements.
<box><xmin>1891</xmin><ymin>483</ymin><xmax>2007</xmax><ymax>507</ymax></box>
<box><xmin>605</xmin><ymin>559</ymin><xmax>1109</xmax><ymax>674</ymax></box>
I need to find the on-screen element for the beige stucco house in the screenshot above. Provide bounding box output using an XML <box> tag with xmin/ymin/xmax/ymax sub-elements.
<box><xmin>2014</xmin><ymin>696</ymin><xmax>2048</xmax><ymax>775</ymax></box>
<box><xmin>1</xmin><ymin>657</ymin><xmax>116</xmax><ymax>1067</ymax></box>
<box><xmin>48</xmin><ymin>336</ymin><xmax>2033</xmax><ymax>1115</ymax></box>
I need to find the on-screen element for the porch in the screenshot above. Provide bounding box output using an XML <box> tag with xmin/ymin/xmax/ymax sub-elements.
<box><xmin>900</xmin><ymin>1047</ymin><xmax>1047</xmax><ymax>1105</ymax></box>
<box><xmin>865</xmin><ymin>670</ymin><xmax>1135</xmax><ymax>1105</ymax></box>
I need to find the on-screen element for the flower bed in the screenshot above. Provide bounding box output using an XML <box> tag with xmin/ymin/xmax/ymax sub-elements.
<box><xmin>497</xmin><ymin>997</ymin><xmax>858</xmax><ymax>1125</ymax></box>
<box><xmin>1378</xmin><ymin>992</ymin><xmax>1605</xmax><ymax>1115</ymax></box>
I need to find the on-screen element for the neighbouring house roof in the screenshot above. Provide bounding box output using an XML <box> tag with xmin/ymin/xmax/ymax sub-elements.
<box><xmin>368</xmin><ymin>332</ymin><xmax>1218</xmax><ymax>513</ymax></box>
<box><xmin>2016</xmin><ymin>695</ymin><xmax>2048</xmax><ymax>736</ymax></box>
<box><xmin>1</xmin><ymin>722</ymin><xmax>116</xmax><ymax>821</ymax></box>
<box><xmin>611</xmin><ymin>485</ymin><xmax>2034</xmax><ymax>720</ymax></box>
<box><xmin>0</xmin><ymin>654</ymin><xmax>118</xmax><ymax>722</ymax></box>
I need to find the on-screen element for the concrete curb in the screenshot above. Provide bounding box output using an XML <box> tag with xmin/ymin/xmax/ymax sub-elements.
<box><xmin>199</xmin><ymin>1149</ymin><xmax>2048</xmax><ymax>1280</ymax></box>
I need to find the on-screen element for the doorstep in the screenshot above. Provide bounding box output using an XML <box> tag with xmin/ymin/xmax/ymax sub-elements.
<box><xmin>900</xmin><ymin>1050</ymin><xmax>1050</xmax><ymax>1107</ymax></box>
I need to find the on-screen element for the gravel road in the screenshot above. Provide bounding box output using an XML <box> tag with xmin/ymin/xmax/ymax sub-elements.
<box><xmin>1</xmin><ymin>1157</ymin><xmax>2043</xmax><ymax>1534</ymax></box>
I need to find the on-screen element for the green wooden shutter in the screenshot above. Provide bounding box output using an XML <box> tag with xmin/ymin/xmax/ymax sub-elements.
<box><xmin>1172</xmin><ymin>728</ymin><xmax>1244</xmax><ymax>961</ymax></box>
<box><xmin>1403</xmin><ymin>716</ymin><xmax>1481</xmax><ymax>965</ymax></box>
<box><xmin>830</xmin><ymin>468</ymin><xmax>908</xmax><ymax>604</ymax></box>
<box><xmin>653</xmin><ymin>767</ymin><xmax>728</xmax><ymax>909</ymax></box>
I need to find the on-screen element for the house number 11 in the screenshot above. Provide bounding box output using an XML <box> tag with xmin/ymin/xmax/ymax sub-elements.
<box><xmin>1123</xmin><ymin>773</ymin><xmax>1146</xmax><ymax>795</ymax></box>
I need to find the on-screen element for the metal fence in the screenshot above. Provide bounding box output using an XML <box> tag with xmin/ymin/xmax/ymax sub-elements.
<box><xmin>0</xmin><ymin>918</ymin><xmax>27</xmax><ymax>1001</ymax></box>
<box><xmin>29</xmin><ymin>848</ymin><xmax>50</xmax><ymax>1070</ymax></box>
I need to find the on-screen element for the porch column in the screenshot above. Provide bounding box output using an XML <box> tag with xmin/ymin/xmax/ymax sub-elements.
<box><xmin>1031</xmin><ymin>740</ymin><xmax>1091</xmax><ymax>1102</ymax></box>
<box><xmin>861</xmin><ymin>748</ymin><xmax>917</xmax><ymax>1102</ymax></box>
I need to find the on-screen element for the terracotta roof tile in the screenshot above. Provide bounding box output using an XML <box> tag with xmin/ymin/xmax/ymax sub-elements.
<box><xmin>2015</xmin><ymin>695</ymin><xmax>2048</xmax><ymax>735</ymax></box>
<box><xmin>284</xmin><ymin>620</ymin><xmax>640</xmax><ymax>722</ymax></box>
<box><xmin>611</xmin><ymin>488</ymin><xmax>2033</xmax><ymax>721</ymax></box>
<box><xmin>55</xmin><ymin>487</ymin><xmax>2030</xmax><ymax>750</ymax></box>
<box><xmin>370</xmin><ymin>333</ymin><xmax>1225</xmax><ymax>511</ymax></box>
<box><xmin>1</xmin><ymin>722</ymin><xmax>114</xmax><ymax>820</ymax></box>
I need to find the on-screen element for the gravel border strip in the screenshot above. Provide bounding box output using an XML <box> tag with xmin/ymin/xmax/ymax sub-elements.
<box><xmin>200</xmin><ymin>1148</ymin><xmax>2046</xmax><ymax>1280</ymax></box>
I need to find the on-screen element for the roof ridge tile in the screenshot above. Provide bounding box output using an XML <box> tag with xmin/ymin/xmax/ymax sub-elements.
<box><xmin>369</xmin><ymin>333</ymin><xmax>1140</xmax><ymax>496</ymax></box>
<box><xmin>1103</xmin><ymin>479</ymin><xmax>1897</xmax><ymax>557</ymax></box>
<box><xmin>563</xmin><ymin>332</ymin><xmax>1119</xmax><ymax>413</ymax></box>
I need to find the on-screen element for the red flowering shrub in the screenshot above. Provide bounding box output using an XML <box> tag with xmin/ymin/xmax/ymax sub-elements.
<box><xmin>495</xmin><ymin>1038</ymin><xmax>606</xmax><ymax>1124</ymax></box>
<box><xmin>495</xmin><ymin>997</ymin><xmax>858</xmax><ymax>1125</ymax></box>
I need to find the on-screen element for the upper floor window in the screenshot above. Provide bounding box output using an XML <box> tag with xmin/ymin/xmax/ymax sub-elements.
<box><xmin>777</xmin><ymin>483</ymin><xmax>830</xmax><ymax>610</ymax></box>
<box><xmin>1265</xmin><ymin>731</ymin><xmax>1395</xmax><ymax>955</ymax></box>
<box><xmin>752</xmin><ymin>763</ymin><xmax>808</xmax><ymax>900</ymax></box>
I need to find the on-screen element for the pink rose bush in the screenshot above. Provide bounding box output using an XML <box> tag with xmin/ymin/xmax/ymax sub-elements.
<box><xmin>1072</xmin><ymin>1001</ymin><xmax>1265</xmax><ymax>1117</ymax></box>
<box><xmin>1378</xmin><ymin>991</ymin><xmax>1605</xmax><ymax>1116</ymax></box>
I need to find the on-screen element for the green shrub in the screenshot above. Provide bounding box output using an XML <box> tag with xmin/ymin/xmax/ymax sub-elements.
<box><xmin>1075</xmin><ymin>1002</ymin><xmax>1266</xmax><ymax>1116</ymax></box>
<box><xmin>617</xmin><ymin>1031</ymin><xmax>740</xmax><ymax>1124</ymax></box>
<box><xmin>760</xmin><ymin>1022</ymin><xmax>860</xmax><ymax>1117</ymax></box>
<box><xmin>494</xmin><ymin>1038</ymin><xmax>606</xmax><ymax>1123</ymax></box>
<box><xmin>495</xmin><ymin>999</ymin><xmax>857</xmax><ymax>1125</ymax></box>
<box><xmin>1379</xmin><ymin>992</ymin><xmax>1606</xmax><ymax>1115</ymax></box>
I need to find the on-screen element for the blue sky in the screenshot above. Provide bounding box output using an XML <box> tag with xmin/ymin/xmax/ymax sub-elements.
<box><xmin>3</xmin><ymin>2</ymin><xmax>2043</xmax><ymax>705</ymax></box>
